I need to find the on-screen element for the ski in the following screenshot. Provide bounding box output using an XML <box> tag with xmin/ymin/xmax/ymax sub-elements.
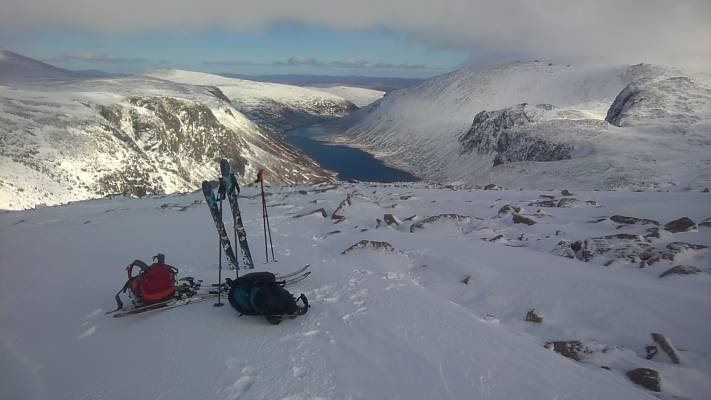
<box><xmin>275</xmin><ymin>264</ymin><xmax>311</xmax><ymax>280</ymax></box>
<box><xmin>111</xmin><ymin>293</ymin><xmax>220</xmax><ymax>318</ymax></box>
<box><xmin>220</xmin><ymin>159</ymin><xmax>254</xmax><ymax>269</ymax></box>
<box><xmin>201</xmin><ymin>180</ymin><xmax>238</xmax><ymax>269</ymax></box>
<box><xmin>281</xmin><ymin>271</ymin><xmax>311</xmax><ymax>286</ymax></box>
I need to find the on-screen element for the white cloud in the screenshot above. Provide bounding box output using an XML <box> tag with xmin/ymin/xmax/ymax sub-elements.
<box><xmin>4</xmin><ymin>0</ymin><xmax>711</xmax><ymax>69</ymax></box>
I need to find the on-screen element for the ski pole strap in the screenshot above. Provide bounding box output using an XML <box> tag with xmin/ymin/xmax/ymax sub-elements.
<box><xmin>297</xmin><ymin>294</ymin><xmax>309</xmax><ymax>315</ymax></box>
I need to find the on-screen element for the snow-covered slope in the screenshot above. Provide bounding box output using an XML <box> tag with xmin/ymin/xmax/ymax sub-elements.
<box><xmin>333</xmin><ymin>62</ymin><xmax>711</xmax><ymax>191</ymax></box>
<box><xmin>145</xmin><ymin>70</ymin><xmax>358</xmax><ymax>134</ymax></box>
<box><xmin>305</xmin><ymin>85</ymin><xmax>385</xmax><ymax>107</ymax></box>
<box><xmin>0</xmin><ymin>52</ymin><xmax>336</xmax><ymax>210</ymax></box>
<box><xmin>1</xmin><ymin>182</ymin><xmax>709</xmax><ymax>399</ymax></box>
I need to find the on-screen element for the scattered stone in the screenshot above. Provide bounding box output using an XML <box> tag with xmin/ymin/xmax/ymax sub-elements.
<box><xmin>525</xmin><ymin>309</ymin><xmax>543</xmax><ymax>323</ymax></box>
<box><xmin>659</xmin><ymin>265</ymin><xmax>702</xmax><ymax>278</ymax></box>
<box><xmin>484</xmin><ymin>184</ymin><xmax>501</xmax><ymax>190</ymax></box>
<box><xmin>375</xmin><ymin>218</ymin><xmax>383</xmax><ymax>228</ymax></box>
<box><xmin>703</xmin><ymin>188</ymin><xmax>709</xmax><ymax>193</ymax></box>
<box><xmin>544</xmin><ymin>341</ymin><xmax>583</xmax><ymax>361</ymax></box>
<box><xmin>529</xmin><ymin>199</ymin><xmax>558</xmax><ymax>207</ymax></box>
<box><xmin>556</xmin><ymin>198</ymin><xmax>579</xmax><ymax>208</ymax></box>
<box><xmin>626</xmin><ymin>368</ymin><xmax>660</xmax><ymax>392</ymax></box>
<box><xmin>383</xmin><ymin>214</ymin><xmax>400</xmax><ymax>226</ymax></box>
<box><xmin>585</xmin><ymin>200</ymin><xmax>598</xmax><ymax>206</ymax></box>
<box><xmin>497</xmin><ymin>204</ymin><xmax>521</xmax><ymax>216</ymax></box>
<box><xmin>610</xmin><ymin>215</ymin><xmax>659</xmax><ymax>226</ymax></box>
<box><xmin>461</xmin><ymin>275</ymin><xmax>471</xmax><ymax>284</ymax></box>
<box><xmin>342</xmin><ymin>240</ymin><xmax>395</xmax><ymax>255</ymax></box>
<box><xmin>588</xmin><ymin>217</ymin><xmax>607</xmax><ymax>223</ymax></box>
<box><xmin>600</xmin><ymin>366</ymin><xmax>611</xmax><ymax>371</ymax></box>
<box><xmin>645</xmin><ymin>346</ymin><xmax>658</xmax><ymax>360</ymax></box>
<box><xmin>652</xmin><ymin>333</ymin><xmax>680</xmax><ymax>364</ymax></box>
<box><xmin>663</xmin><ymin>217</ymin><xmax>697</xmax><ymax>233</ymax></box>
<box><xmin>160</xmin><ymin>203</ymin><xmax>191</xmax><ymax>211</ymax></box>
<box><xmin>325</xmin><ymin>230</ymin><xmax>341</xmax><ymax>237</ymax></box>
<box><xmin>410</xmin><ymin>214</ymin><xmax>471</xmax><ymax>233</ymax></box>
<box><xmin>400</xmin><ymin>195</ymin><xmax>415</xmax><ymax>200</ymax></box>
<box><xmin>561</xmin><ymin>189</ymin><xmax>574</xmax><ymax>196</ymax></box>
<box><xmin>293</xmin><ymin>208</ymin><xmax>328</xmax><ymax>219</ymax></box>
<box><xmin>539</xmin><ymin>194</ymin><xmax>556</xmax><ymax>199</ymax></box>
<box><xmin>489</xmin><ymin>234</ymin><xmax>505</xmax><ymax>242</ymax></box>
<box><xmin>83</xmin><ymin>220</ymin><xmax>91</xmax><ymax>224</ymax></box>
<box><xmin>512</xmin><ymin>213</ymin><xmax>536</xmax><ymax>225</ymax></box>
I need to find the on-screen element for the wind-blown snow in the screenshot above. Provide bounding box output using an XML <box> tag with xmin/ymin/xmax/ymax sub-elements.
<box><xmin>1</xmin><ymin>181</ymin><xmax>709</xmax><ymax>399</ymax></box>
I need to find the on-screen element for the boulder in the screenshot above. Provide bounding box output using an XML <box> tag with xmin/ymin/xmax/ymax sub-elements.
<box><xmin>342</xmin><ymin>240</ymin><xmax>395</xmax><ymax>255</ymax></box>
<box><xmin>626</xmin><ymin>368</ymin><xmax>660</xmax><ymax>392</ymax></box>
<box><xmin>610</xmin><ymin>215</ymin><xmax>659</xmax><ymax>226</ymax></box>
<box><xmin>512</xmin><ymin>214</ymin><xmax>537</xmax><ymax>225</ymax></box>
<box><xmin>497</xmin><ymin>204</ymin><xmax>521</xmax><ymax>216</ymax></box>
<box><xmin>525</xmin><ymin>309</ymin><xmax>543</xmax><ymax>323</ymax></box>
<box><xmin>659</xmin><ymin>265</ymin><xmax>702</xmax><ymax>278</ymax></box>
<box><xmin>561</xmin><ymin>189</ymin><xmax>574</xmax><ymax>196</ymax></box>
<box><xmin>410</xmin><ymin>214</ymin><xmax>471</xmax><ymax>233</ymax></box>
<box><xmin>663</xmin><ymin>217</ymin><xmax>697</xmax><ymax>233</ymax></box>
<box><xmin>383</xmin><ymin>214</ymin><xmax>400</xmax><ymax>226</ymax></box>
<box><xmin>544</xmin><ymin>341</ymin><xmax>583</xmax><ymax>361</ymax></box>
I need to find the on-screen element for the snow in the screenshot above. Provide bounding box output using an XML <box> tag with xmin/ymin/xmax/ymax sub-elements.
<box><xmin>306</xmin><ymin>86</ymin><xmax>385</xmax><ymax>107</ymax></box>
<box><xmin>332</xmin><ymin>62</ymin><xmax>711</xmax><ymax>191</ymax></box>
<box><xmin>1</xmin><ymin>181</ymin><xmax>709</xmax><ymax>399</ymax></box>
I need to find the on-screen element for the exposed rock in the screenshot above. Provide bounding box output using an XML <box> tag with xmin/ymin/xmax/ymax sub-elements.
<box><xmin>525</xmin><ymin>309</ymin><xmax>543</xmax><ymax>323</ymax></box>
<box><xmin>497</xmin><ymin>204</ymin><xmax>521</xmax><ymax>216</ymax></box>
<box><xmin>529</xmin><ymin>199</ymin><xmax>558</xmax><ymax>208</ymax></box>
<box><xmin>293</xmin><ymin>208</ymin><xmax>328</xmax><ymax>219</ymax></box>
<box><xmin>659</xmin><ymin>265</ymin><xmax>702</xmax><ymax>278</ymax></box>
<box><xmin>645</xmin><ymin>346</ymin><xmax>658</xmax><ymax>360</ymax></box>
<box><xmin>461</xmin><ymin>275</ymin><xmax>471</xmax><ymax>284</ymax></box>
<box><xmin>484</xmin><ymin>184</ymin><xmax>501</xmax><ymax>191</ymax></box>
<box><xmin>664</xmin><ymin>217</ymin><xmax>697</xmax><ymax>233</ymax></box>
<box><xmin>556</xmin><ymin>198</ymin><xmax>580</xmax><ymax>208</ymax></box>
<box><xmin>552</xmin><ymin>240</ymin><xmax>578</xmax><ymax>259</ymax></box>
<box><xmin>375</xmin><ymin>218</ymin><xmax>383</xmax><ymax>228</ymax></box>
<box><xmin>561</xmin><ymin>189</ymin><xmax>574</xmax><ymax>196</ymax></box>
<box><xmin>699</xmin><ymin>217</ymin><xmax>711</xmax><ymax>228</ymax></box>
<box><xmin>410</xmin><ymin>214</ymin><xmax>471</xmax><ymax>233</ymax></box>
<box><xmin>331</xmin><ymin>194</ymin><xmax>352</xmax><ymax>222</ymax></box>
<box><xmin>626</xmin><ymin>368</ymin><xmax>660</xmax><ymax>392</ymax></box>
<box><xmin>539</xmin><ymin>194</ymin><xmax>556</xmax><ymax>199</ymax></box>
<box><xmin>666</xmin><ymin>242</ymin><xmax>706</xmax><ymax>251</ymax></box>
<box><xmin>544</xmin><ymin>341</ymin><xmax>583</xmax><ymax>361</ymax></box>
<box><xmin>651</xmin><ymin>333</ymin><xmax>680</xmax><ymax>364</ymax></box>
<box><xmin>342</xmin><ymin>240</ymin><xmax>395</xmax><ymax>255</ymax></box>
<box><xmin>512</xmin><ymin>214</ymin><xmax>537</xmax><ymax>225</ymax></box>
<box><xmin>610</xmin><ymin>215</ymin><xmax>659</xmax><ymax>226</ymax></box>
<box><xmin>400</xmin><ymin>195</ymin><xmax>415</xmax><ymax>200</ymax></box>
<box><xmin>703</xmin><ymin>188</ymin><xmax>709</xmax><ymax>193</ymax></box>
<box><xmin>383</xmin><ymin>214</ymin><xmax>400</xmax><ymax>226</ymax></box>
<box><xmin>644</xmin><ymin>227</ymin><xmax>660</xmax><ymax>239</ymax></box>
<box><xmin>402</xmin><ymin>215</ymin><xmax>417</xmax><ymax>222</ymax></box>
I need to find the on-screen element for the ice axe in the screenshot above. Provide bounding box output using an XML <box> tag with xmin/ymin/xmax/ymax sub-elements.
<box><xmin>255</xmin><ymin>169</ymin><xmax>276</xmax><ymax>262</ymax></box>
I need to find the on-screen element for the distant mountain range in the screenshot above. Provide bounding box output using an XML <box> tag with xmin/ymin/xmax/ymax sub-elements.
<box><xmin>220</xmin><ymin>74</ymin><xmax>423</xmax><ymax>92</ymax></box>
<box><xmin>332</xmin><ymin>61</ymin><xmax>711</xmax><ymax>191</ymax></box>
<box><xmin>0</xmin><ymin>50</ymin><xmax>365</xmax><ymax>210</ymax></box>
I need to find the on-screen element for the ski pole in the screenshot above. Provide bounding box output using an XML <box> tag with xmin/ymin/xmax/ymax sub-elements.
<box><xmin>263</xmin><ymin>189</ymin><xmax>276</xmax><ymax>262</ymax></box>
<box><xmin>214</xmin><ymin>179</ymin><xmax>226</xmax><ymax>307</ymax></box>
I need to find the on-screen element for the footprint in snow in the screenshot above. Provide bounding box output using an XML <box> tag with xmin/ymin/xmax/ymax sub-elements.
<box><xmin>77</xmin><ymin>326</ymin><xmax>96</xmax><ymax>340</ymax></box>
<box><xmin>222</xmin><ymin>367</ymin><xmax>256</xmax><ymax>400</ymax></box>
<box><xmin>83</xmin><ymin>308</ymin><xmax>103</xmax><ymax>319</ymax></box>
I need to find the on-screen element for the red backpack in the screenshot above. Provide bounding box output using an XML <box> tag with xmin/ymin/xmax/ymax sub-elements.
<box><xmin>114</xmin><ymin>254</ymin><xmax>178</xmax><ymax>310</ymax></box>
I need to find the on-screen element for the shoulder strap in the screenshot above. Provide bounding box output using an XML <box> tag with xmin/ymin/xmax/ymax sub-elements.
<box><xmin>126</xmin><ymin>259</ymin><xmax>148</xmax><ymax>279</ymax></box>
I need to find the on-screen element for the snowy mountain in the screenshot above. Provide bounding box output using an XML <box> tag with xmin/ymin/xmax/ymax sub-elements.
<box><xmin>144</xmin><ymin>69</ymin><xmax>358</xmax><ymax>134</ymax></box>
<box><xmin>304</xmin><ymin>85</ymin><xmax>385</xmax><ymax>107</ymax></box>
<box><xmin>332</xmin><ymin>62</ymin><xmax>711</xmax><ymax>191</ymax></box>
<box><xmin>0</xmin><ymin>51</ymin><xmax>343</xmax><ymax>210</ymax></box>
<box><xmin>1</xmin><ymin>181</ymin><xmax>709</xmax><ymax>399</ymax></box>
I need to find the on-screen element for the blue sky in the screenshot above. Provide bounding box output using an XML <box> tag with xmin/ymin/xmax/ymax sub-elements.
<box><xmin>5</xmin><ymin>25</ymin><xmax>467</xmax><ymax>78</ymax></box>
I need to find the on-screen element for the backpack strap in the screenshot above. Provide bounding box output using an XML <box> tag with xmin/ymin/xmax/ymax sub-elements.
<box><xmin>126</xmin><ymin>259</ymin><xmax>148</xmax><ymax>279</ymax></box>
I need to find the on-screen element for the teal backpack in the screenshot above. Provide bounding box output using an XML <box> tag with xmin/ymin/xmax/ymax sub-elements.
<box><xmin>227</xmin><ymin>272</ymin><xmax>308</xmax><ymax>325</ymax></box>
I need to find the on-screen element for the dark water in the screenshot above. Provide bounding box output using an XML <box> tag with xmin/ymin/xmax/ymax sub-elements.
<box><xmin>285</xmin><ymin>127</ymin><xmax>419</xmax><ymax>183</ymax></box>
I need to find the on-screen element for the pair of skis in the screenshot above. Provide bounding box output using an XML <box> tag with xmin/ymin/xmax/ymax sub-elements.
<box><xmin>202</xmin><ymin>159</ymin><xmax>254</xmax><ymax>271</ymax></box>
<box><xmin>107</xmin><ymin>265</ymin><xmax>311</xmax><ymax>318</ymax></box>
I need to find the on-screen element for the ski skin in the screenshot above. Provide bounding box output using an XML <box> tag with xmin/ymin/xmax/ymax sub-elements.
<box><xmin>220</xmin><ymin>159</ymin><xmax>255</xmax><ymax>269</ymax></box>
<box><xmin>201</xmin><ymin>180</ymin><xmax>238</xmax><ymax>269</ymax></box>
